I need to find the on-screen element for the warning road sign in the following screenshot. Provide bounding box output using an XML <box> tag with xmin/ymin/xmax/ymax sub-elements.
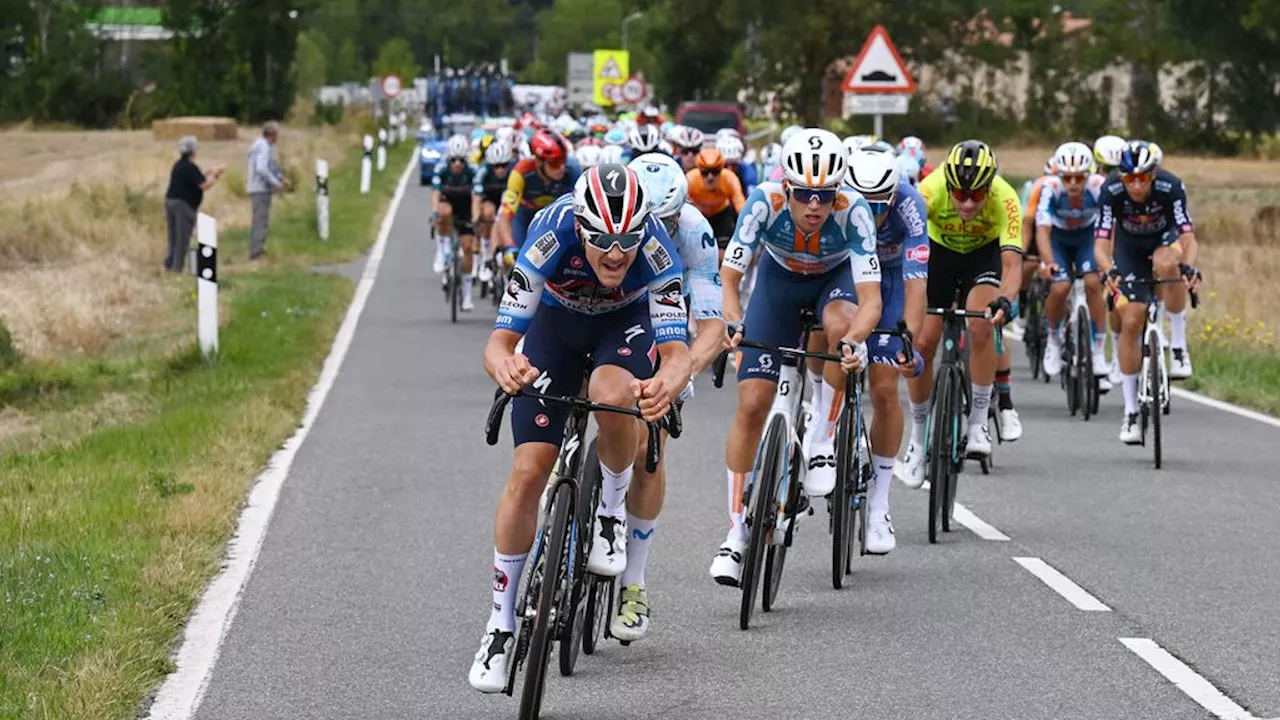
<box><xmin>841</xmin><ymin>26</ymin><xmax>916</xmax><ymax>94</ymax></box>
<box><xmin>592</xmin><ymin>49</ymin><xmax>630</xmax><ymax>106</ymax></box>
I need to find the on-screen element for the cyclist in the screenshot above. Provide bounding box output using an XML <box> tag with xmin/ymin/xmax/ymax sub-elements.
<box><xmin>1095</xmin><ymin>140</ymin><xmax>1200</xmax><ymax>444</ymax></box>
<box><xmin>668</xmin><ymin>125</ymin><xmax>706</xmax><ymax>172</ymax></box>
<box><xmin>758</xmin><ymin>141</ymin><xmax>782</xmax><ymax>182</ymax></box>
<box><xmin>473</xmin><ymin>140</ymin><xmax>514</xmax><ymax>288</ymax></box>
<box><xmin>610</xmin><ymin>152</ymin><xmax>725</xmax><ymax>640</ymax></box>
<box><xmin>839</xmin><ymin>146</ymin><xmax>929</xmax><ymax>553</ymax></box>
<box><xmin>710</xmin><ymin>128</ymin><xmax>882</xmax><ymax>585</ymax></box>
<box><xmin>1094</xmin><ymin>134</ymin><xmax>1127</xmax><ymax>385</ymax></box>
<box><xmin>432</xmin><ymin>134</ymin><xmax>480</xmax><ymax>311</ymax></box>
<box><xmin>896</xmin><ymin>152</ymin><xmax>922</xmax><ymax>187</ymax></box>
<box><xmin>1034</xmin><ymin>142</ymin><xmax>1109</xmax><ymax>382</ymax></box>
<box><xmin>898</xmin><ymin>136</ymin><xmax>933</xmax><ymax>178</ymax></box>
<box><xmin>576</xmin><ymin>144</ymin><xmax>603</xmax><ymax>169</ymax></box>
<box><xmin>719</xmin><ymin>135</ymin><xmax>758</xmax><ymax>196</ymax></box>
<box><xmin>628</xmin><ymin>123</ymin><xmax>664</xmax><ymax>158</ymax></box>
<box><xmin>896</xmin><ymin>141</ymin><xmax>1023</xmax><ymax>486</ymax></box>
<box><xmin>469</xmin><ymin>165</ymin><xmax>692</xmax><ymax>691</ymax></box>
<box><xmin>493</xmin><ymin>129</ymin><xmax>581</xmax><ymax>256</ymax></box>
<box><xmin>687</xmin><ymin>147</ymin><xmax>746</xmax><ymax>262</ymax></box>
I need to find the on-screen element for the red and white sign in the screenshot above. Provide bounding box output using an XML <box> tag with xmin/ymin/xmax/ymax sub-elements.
<box><xmin>621</xmin><ymin>77</ymin><xmax>646</xmax><ymax>103</ymax></box>
<box><xmin>841</xmin><ymin>25</ymin><xmax>916</xmax><ymax>95</ymax></box>
<box><xmin>381</xmin><ymin>74</ymin><xmax>402</xmax><ymax>98</ymax></box>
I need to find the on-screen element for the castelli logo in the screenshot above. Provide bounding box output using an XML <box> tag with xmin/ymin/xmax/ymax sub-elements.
<box><xmin>570</xmin><ymin>255</ymin><xmax>584</xmax><ymax>269</ymax></box>
<box><xmin>617</xmin><ymin>347</ymin><xmax>632</xmax><ymax>356</ymax></box>
<box><xmin>906</xmin><ymin>245</ymin><xmax>930</xmax><ymax>264</ymax></box>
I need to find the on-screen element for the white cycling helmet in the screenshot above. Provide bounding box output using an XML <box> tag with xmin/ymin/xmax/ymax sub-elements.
<box><xmin>446</xmin><ymin>134</ymin><xmax>470</xmax><ymax>159</ymax></box>
<box><xmin>781</xmin><ymin>128</ymin><xmax>847</xmax><ymax>189</ymax></box>
<box><xmin>759</xmin><ymin>142</ymin><xmax>782</xmax><ymax>166</ymax></box>
<box><xmin>629</xmin><ymin>152</ymin><xmax>689</xmax><ymax>220</ymax></box>
<box><xmin>779</xmin><ymin>124</ymin><xmax>804</xmax><ymax>146</ymax></box>
<box><xmin>572</xmin><ymin>164</ymin><xmax>652</xmax><ymax>237</ymax></box>
<box><xmin>846</xmin><ymin>146</ymin><xmax>901</xmax><ymax>197</ymax></box>
<box><xmin>495</xmin><ymin>126</ymin><xmax>516</xmax><ymax>144</ymax></box>
<box><xmin>628</xmin><ymin>124</ymin><xmax>662</xmax><ymax>154</ymax></box>
<box><xmin>599</xmin><ymin>144</ymin><xmax>625</xmax><ymax>165</ymax></box>
<box><xmin>1093</xmin><ymin>134</ymin><xmax>1127</xmax><ymax>169</ymax></box>
<box><xmin>898</xmin><ymin>135</ymin><xmax>925</xmax><ymax>155</ymax></box>
<box><xmin>1148</xmin><ymin>141</ymin><xmax>1164</xmax><ymax>166</ymax></box>
<box><xmin>717</xmin><ymin>135</ymin><xmax>745</xmax><ymax>164</ymax></box>
<box><xmin>576</xmin><ymin>144</ymin><xmax>603</xmax><ymax>169</ymax></box>
<box><xmin>669</xmin><ymin>125</ymin><xmax>705</xmax><ymax>151</ymax></box>
<box><xmin>715</xmin><ymin>128</ymin><xmax>742</xmax><ymax>144</ymax></box>
<box><xmin>485</xmin><ymin>140</ymin><xmax>514</xmax><ymax>166</ymax></box>
<box><xmin>1053</xmin><ymin>141</ymin><xmax>1095</xmax><ymax>175</ymax></box>
<box><xmin>896</xmin><ymin>152</ymin><xmax>921</xmax><ymax>187</ymax></box>
<box><xmin>658</xmin><ymin>139</ymin><xmax>675</xmax><ymax>155</ymax></box>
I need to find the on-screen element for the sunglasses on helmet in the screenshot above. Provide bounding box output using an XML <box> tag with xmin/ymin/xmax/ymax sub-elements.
<box><xmin>789</xmin><ymin>187</ymin><xmax>838</xmax><ymax>205</ymax></box>
<box><xmin>579</xmin><ymin>227</ymin><xmax>646</xmax><ymax>253</ymax></box>
<box><xmin>949</xmin><ymin>187</ymin><xmax>988</xmax><ymax>203</ymax></box>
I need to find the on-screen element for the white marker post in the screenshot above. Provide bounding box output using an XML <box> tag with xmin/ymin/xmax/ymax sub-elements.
<box><xmin>315</xmin><ymin>158</ymin><xmax>330</xmax><ymax>241</ymax></box>
<box><xmin>361</xmin><ymin>134</ymin><xmax>373</xmax><ymax>194</ymax></box>
<box><xmin>376</xmin><ymin>129</ymin><xmax>387</xmax><ymax>172</ymax></box>
<box><xmin>398</xmin><ymin>112</ymin><xmax>408</xmax><ymax>143</ymax></box>
<box><xmin>196</xmin><ymin>213</ymin><xmax>218</xmax><ymax>360</ymax></box>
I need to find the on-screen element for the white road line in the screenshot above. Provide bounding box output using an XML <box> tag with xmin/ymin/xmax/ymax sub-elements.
<box><xmin>1171</xmin><ymin>388</ymin><xmax>1280</xmax><ymax>430</ymax></box>
<box><xmin>1012</xmin><ymin>557</ymin><xmax>1111</xmax><ymax>611</ymax></box>
<box><xmin>146</xmin><ymin>157</ymin><xmax>416</xmax><ymax>720</ymax></box>
<box><xmin>1119</xmin><ymin>638</ymin><xmax>1257</xmax><ymax>720</ymax></box>
<box><xmin>952</xmin><ymin>502</ymin><xmax>1011</xmax><ymax>541</ymax></box>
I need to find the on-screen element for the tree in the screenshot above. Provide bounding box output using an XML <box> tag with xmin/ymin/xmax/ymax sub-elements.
<box><xmin>373</xmin><ymin>37</ymin><xmax>422</xmax><ymax>82</ymax></box>
<box><xmin>294</xmin><ymin>31</ymin><xmax>328</xmax><ymax>97</ymax></box>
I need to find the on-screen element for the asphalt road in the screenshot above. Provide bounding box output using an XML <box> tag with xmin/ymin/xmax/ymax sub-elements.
<box><xmin>191</xmin><ymin>183</ymin><xmax>1280</xmax><ymax>720</ymax></box>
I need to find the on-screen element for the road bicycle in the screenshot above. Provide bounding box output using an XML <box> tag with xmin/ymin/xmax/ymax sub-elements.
<box><xmin>1108</xmin><ymin>277</ymin><xmax>1199</xmax><ymax>469</ymax></box>
<box><xmin>483</xmin><ymin>385</ymin><xmax>661</xmax><ymax>719</ymax></box>
<box><xmin>924</xmin><ymin>302</ymin><xmax>1003</xmax><ymax>544</ymax></box>
<box><xmin>1060</xmin><ymin>270</ymin><xmax>1100</xmax><ymax>420</ymax></box>
<box><xmin>1023</xmin><ymin>274</ymin><xmax>1050</xmax><ymax>382</ymax></box>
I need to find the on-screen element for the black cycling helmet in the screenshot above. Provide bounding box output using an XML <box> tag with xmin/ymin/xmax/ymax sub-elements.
<box><xmin>943</xmin><ymin>140</ymin><xmax>998</xmax><ymax>191</ymax></box>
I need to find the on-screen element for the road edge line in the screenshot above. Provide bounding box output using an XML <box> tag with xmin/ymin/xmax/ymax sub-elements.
<box><xmin>1118</xmin><ymin>637</ymin><xmax>1257</xmax><ymax>720</ymax></box>
<box><xmin>1170</xmin><ymin>387</ymin><xmax>1280</xmax><ymax>430</ymax></box>
<box><xmin>145</xmin><ymin>156</ymin><xmax>416</xmax><ymax>720</ymax></box>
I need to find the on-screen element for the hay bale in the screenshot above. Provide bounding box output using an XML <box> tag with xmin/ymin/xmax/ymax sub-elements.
<box><xmin>152</xmin><ymin>117</ymin><xmax>239</xmax><ymax>142</ymax></box>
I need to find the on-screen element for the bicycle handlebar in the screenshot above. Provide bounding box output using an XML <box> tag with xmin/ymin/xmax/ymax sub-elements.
<box><xmin>711</xmin><ymin>320</ymin><xmax>917</xmax><ymax>387</ymax></box>
<box><xmin>1104</xmin><ymin>277</ymin><xmax>1200</xmax><ymax>311</ymax></box>
<box><xmin>484</xmin><ymin>387</ymin><xmax>665</xmax><ymax>473</ymax></box>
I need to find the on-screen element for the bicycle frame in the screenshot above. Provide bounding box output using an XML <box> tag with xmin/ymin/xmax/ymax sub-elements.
<box><xmin>1138</xmin><ymin>296</ymin><xmax>1170</xmax><ymax>416</ymax></box>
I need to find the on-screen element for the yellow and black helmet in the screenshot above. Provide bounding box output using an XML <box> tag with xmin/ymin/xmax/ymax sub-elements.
<box><xmin>943</xmin><ymin>140</ymin><xmax>998</xmax><ymax>191</ymax></box>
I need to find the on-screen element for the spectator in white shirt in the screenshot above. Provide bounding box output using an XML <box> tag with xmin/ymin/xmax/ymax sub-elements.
<box><xmin>246</xmin><ymin>121</ymin><xmax>292</xmax><ymax>260</ymax></box>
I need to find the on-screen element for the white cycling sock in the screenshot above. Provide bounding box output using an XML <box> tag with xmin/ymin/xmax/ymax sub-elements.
<box><xmin>807</xmin><ymin>370</ymin><xmax>824</xmax><ymax>409</ymax></box>
<box><xmin>970</xmin><ymin>384</ymin><xmax>993</xmax><ymax>428</ymax></box>
<box><xmin>909</xmin><ymin>400</ymin><xmax>930</xmax><ymax>445</ymax></box>
<box><xmin>489</xmin><ymin>550</ymin><xmax>527</xmax><ymax>632</ymax></box>
<box><xmin>811</xmin><ymin>379</ymin><xmax>843</xmax><ymax>445</ymax></box>
<box><xmin>1122</xmin><ymin>372</ymin><xmax>1139</xmax><ymax>415</ymax></box>
<box><xmin>598</xmin><ymin>462</ymin><xmax>633</xmax><ymax>518</ymax></box>
<box><xmin>726</xmin><ymin>468</ymin><xmax>747</xmax><ymax>542</ymax></box>
<box><xmin>621</xmin><ymin>514</ymin><xmax>656</xmax><ymax>589</ymax></box>
<box><xmin>462</xmin><ymin>276</ymin><xmax>473</xmax><ymax>304</ymax></box>
<box><xmin>870</xmin><ymin>454</ymin><xmax>895</xmax><ymax>517</ymax></box>
<box><xmin>437</xmin><ymin>235</ymin><xmax>451</xmax><ymax>257</ymax></box>
<box><xmin>1169</xmin><ymin>309</ymin><xmax>1188</xmax><ymax>350</ymax></box>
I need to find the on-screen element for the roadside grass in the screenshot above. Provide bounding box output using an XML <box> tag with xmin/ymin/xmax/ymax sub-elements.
<box><xmin>0</xmin><ymin>142</ymin><xmax>412</xmax><ymax>720</ymax></box>
<box><xmin>1181</xmin><ymin>319</ymin><xmax>1280</xmax><ymax>416</ymax></box>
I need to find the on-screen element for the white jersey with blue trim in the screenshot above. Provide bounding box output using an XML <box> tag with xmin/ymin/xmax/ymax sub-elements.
<box><xmin>495</xmin><ymin>194</ymin><xmax>689</xmax><ymax>344</ymax></box>
<box><xmin>1035</xmin><ymin>173</ymin><xmax>1106</xmax><ymax>231</ymax></box>
<box><xmin>671</xmin><ymin>203</ymin><xmax>724</xmax><ymax>322</ymax></box>
<box><xmin>722</xmin><ymin>181</ymin><xmax>880</xmax><ymax>284</ymax></box>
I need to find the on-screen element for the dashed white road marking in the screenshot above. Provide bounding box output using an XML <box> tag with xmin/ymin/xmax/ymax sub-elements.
<box><xmin>1120</xmin><ymin>637</ymin><xmax>1258</xmax><ymax>720</ymax></box>
<box><xmin>952</xmin><ymin>502</ymin><xmax>1011</xmax><ymax>541</ymax></box>
<box><xmin>1013</xmin><ymin>557</ymin><xmax>1111</xmax><ymax>611</ymax></box>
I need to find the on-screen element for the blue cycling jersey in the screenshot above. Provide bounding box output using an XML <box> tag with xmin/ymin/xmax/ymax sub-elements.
<box><xmin>670</xmin><ymin>203</ymin><xmax>724</xmax><ymax>322</ymax></box>
<box><xmin>876</xmin><ymin>181</ymin><xmax>929</xmax><ymax>281</ymax></box>
<box><xmin>732</xmin><ymin>162</ymin><xmax>759</xmax><ymax>196</ymax></box>
<box><xmin>495</xmin><ymin>194</ymin><xmax>689</xmax><ymax>344</ymax></box>
<box><xmin>722</xmin><ymin>181</ymin><xmax>880</xmax><ymax>285</ymax></box>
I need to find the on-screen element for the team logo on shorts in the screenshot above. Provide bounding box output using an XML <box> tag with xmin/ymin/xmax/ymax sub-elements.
<box><xmin>906</xmin><ymin>245</ymin><xmax>930</xmax><ymax>264</ymax></box>
<box><xmin>617</xmin><ymin>347</ymin><xmax>632</xmax><ymax>357</ymax></box>
<box><xmin>493</xmin><ymin>568</ymin><xmax>509</xmax><ymax>592</ymax></box>
<box><xmin>535</xmin><ymin>413</ymin><xmax>550</xmax><ymax>428</ymax></box>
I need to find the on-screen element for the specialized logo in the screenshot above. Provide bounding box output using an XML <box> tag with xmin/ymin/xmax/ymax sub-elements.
<box><xmin>643</xmin><ymin>237</ymin><xmax>673</xmax><ymax>274</ymax></box>
<box><xmin>525</xmin><ymin>231</ymin><xmax>560</xmax><ymax>268</ymax></box>
<box><xmin>624</xmin><ymin>323</ymin><xmax>646</xmax><ymax>344</ymax></box>
<box><xmin>532</xmin><ymin>371</ymin><xmax>553</xmax><ymax>409</ymax></box>
<box><xmin>654</xmin><ymin>277</ymin><xmax>685</xmax><ymax>308</ymax></box>
<box><xmin>906</xmin><ymin>244</ymin><xmax>930</xmax><ymax>264</ymax></box>
<box><xmin>605</xmin><ymin>169</ymin><xmax>623</xmax><ymax>191</ymax></box>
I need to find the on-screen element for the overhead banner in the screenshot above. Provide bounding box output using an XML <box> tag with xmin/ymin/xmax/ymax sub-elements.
<box><xmin>592</xmin><ymin>49</ymin><xmax>629</xmax><ymax>106</ymax></box>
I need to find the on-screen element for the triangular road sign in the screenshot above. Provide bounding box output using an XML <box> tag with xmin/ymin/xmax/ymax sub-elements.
<box><xmin>599</xmin><ymin>58</ymin><xmax>622</xmax><ymax>79</ymax></box>
<box><xmin>842</xmin><ymin>25</ymin><xmax>916</xmax><ymax>94</ymax></box>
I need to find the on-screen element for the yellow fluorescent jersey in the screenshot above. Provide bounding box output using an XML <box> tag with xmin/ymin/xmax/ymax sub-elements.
<box><xmin>918</xmin><ymin>171</ymin><xmax>1023</xmax><ymax>254</ymax></box>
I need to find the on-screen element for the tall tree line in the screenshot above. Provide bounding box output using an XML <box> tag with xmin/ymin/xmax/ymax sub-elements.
<box><xmin>4</xmin><ymin>0</ymin><xmax>1280</xmax><ymax>151</ymax></box>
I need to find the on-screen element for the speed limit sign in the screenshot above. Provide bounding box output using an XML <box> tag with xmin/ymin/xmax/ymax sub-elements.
<box><xmin>601</xmin><ymin>83</ymin><xmax>623</xmax><ymax>104</ymax></box>
<box><xmin>381</xmin><ymin>74</ymin><xmax>402</xmax><ymax>98</ymax></box>
<box><xmin>621</xmin><ymin>77</ymin><xmax>645</xmax><ymax>104</ymax></box>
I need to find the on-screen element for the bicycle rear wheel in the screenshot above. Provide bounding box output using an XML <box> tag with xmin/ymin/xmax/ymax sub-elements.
<box><xmin>450</xmin><ymin>245</ymin><xmax>461</xmax><ymax>324</ymax></box>
<box><xmin>1149</xmin><ymin>329</ymin><xmax>1163</xmax><ymax>469</ymax></box>
<box><xmin>1065</xmin><ymin>321</ymin><xmax>1080</xmax><ymax>416</ymax></box>
<box><xmin>519</xmin><ymin>482</ymin><xmax>573</xmax><ymax>720</ymax></box>
<box><xmin>1077</xmin><ymin>306</ymin><xmax>1095</xmax><ymax>421</ymax></box>
<box><xmin>741</xmin><ymin>414</ymin><xmax>786</xmax><ymax>630</ymax></box>
<box><xmin>926</xmin><ymin>371</ymin><xmax>953</xmax><ymax>544</ymax></box>
<box><xmin>559</xmin><ymin>442</ymin><xmax>599</xmax><ymax>675</ymax></box>
<box><xmin>831</xmin><ymin>403</ymin><xmax>854</xmax><ymax>589</ymax></box>
<box><xmin>1027</xmin><ymin>307</ymin><xmax>1044</xmax><ymax>380</ymax></box>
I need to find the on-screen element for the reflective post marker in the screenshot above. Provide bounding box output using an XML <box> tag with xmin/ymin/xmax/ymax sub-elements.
<box><xmin>196</xmin><ymin>213</ymin><xmax>218</xmax><ymax>359</ymax></box>
<box><xmin>315</xmin><ymin>158</ymin><xmax>330</xmax><ymax>241</ymax></box>
<box><xmin>361</xmin><ymin>134</ymin><xmax>373</xmax><ymax>194</ymax></box>
<box><xmin>376</xmin><ymin>128</ymin><xmax>387</xmax><ymax>172</ymax></box>
<box><xmin>398</xmin><ymin>112</ymin><xmax>408</xmax><ymax>143</ymax></box>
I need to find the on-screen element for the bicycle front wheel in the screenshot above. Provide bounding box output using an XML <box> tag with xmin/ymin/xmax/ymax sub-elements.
<box><xmin>1149</xmin><ymin>329</ymin><xmax>1163</xmax><ymax>469</ymax></box>
<box><xmin>519</xmin><ymin>482</ymin><xmax>573</xmax><ymax>720</ymax></box>
<box><xmin>741</xmin><ymin>414</ymin><xmax>786</xmax><ymax>630</ymax></box>
<box><xmin>450</xmin><ymin>246</ymin><xmax>461</xmax><ymax>324</ymax></box>
<box><xmin>1077</xmin><ymin>306</ymin><xmax>1094</xmax><ymax>421</ymax></box>
<box><xmin>832</xmin><ymin>403</ymin><xmax>854</xmax><ymax>588</ymax></box>
<box><xmin>926</xmin><ymin>371</ymin><xmax>954</xmax><ymax>544</ymax></box>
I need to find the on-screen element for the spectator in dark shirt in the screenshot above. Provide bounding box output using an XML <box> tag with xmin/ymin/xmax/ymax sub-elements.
<box><xmin>164</xmin><ymin>136</ymin><xmax>225</xmax><ymax>272</ymax></box>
